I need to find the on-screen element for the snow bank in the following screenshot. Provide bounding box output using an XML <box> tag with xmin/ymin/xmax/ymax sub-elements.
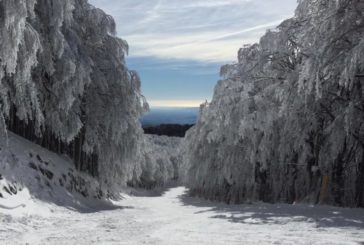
<box><xmin>0</xmin><ymin>132</ymin><xmax>116</xmax><ymax>216</ymax></box>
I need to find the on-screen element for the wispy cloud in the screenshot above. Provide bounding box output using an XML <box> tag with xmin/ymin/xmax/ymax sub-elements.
<box><xmin>210</xmin><ymin>19</ymin><xmax>290</xmax><ymax>41</ymax></box>
<box><xmin>89</xmin><ymin>0</ymin><xmax>297</xmax><ymax>63</ymax></box>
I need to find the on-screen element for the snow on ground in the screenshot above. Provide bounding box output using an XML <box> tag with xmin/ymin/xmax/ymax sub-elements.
<box><xmin>1</xmin><ymin>186</ymin><xmax>364</xmax><ymax>245</ymax></box>
<box><xmin>0</xmin><ymin>132</ymin><xmax>116</xmax><ymax>216</ymax></box>
<box><xmin>1</xmin><ymin>133</ymin><xmax>364</xmax><ymax>244</ymax></box>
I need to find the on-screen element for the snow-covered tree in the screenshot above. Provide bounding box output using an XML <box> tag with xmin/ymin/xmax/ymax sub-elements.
<box><xmin>130</xmin><ymin>135</ymin><xmax>182</xmax><ymax>189</ymax></box>
<box><xmin>182</xmin><ymin>0</ymin><xmax>364</xmax><ymax>207</ymax></box>
<box><xmin>0</xmin><ymin>0</ymin><xmax>149</xmax><ymax>191</ymax></box>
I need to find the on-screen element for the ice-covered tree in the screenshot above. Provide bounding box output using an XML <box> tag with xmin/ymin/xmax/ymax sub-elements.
<box><xmin>182</xmin><ymin>0</ymin><xmax>364</xmax><ymax>207</ymax></box>
<box><xmin>0</xmin><ymin>0</ymin><xmax>149</xmax><ymax>191</ymax></box>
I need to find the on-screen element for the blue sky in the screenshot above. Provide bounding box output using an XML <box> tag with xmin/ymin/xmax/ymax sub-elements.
<box><xmin>89</xmin><ymin>0</ymin><xmax>298</xmax><ymax>107</ymax></box>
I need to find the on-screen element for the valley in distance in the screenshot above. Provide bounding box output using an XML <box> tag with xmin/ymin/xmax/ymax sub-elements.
<box><xmin>141</xmin><ymin>107</ymin><xmax>199</xmax><ymax>137</ymax></box>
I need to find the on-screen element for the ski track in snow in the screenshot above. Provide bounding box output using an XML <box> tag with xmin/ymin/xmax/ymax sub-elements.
<box><xmin>1</xmin><ymin>187</ymin><xmax>364</xmax><ymax>245</ymax></box>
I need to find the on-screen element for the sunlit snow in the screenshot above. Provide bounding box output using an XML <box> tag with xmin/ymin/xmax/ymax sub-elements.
<box><xmin>2</xmin><ymin>187</ymin><xmax>364</xmax><ymax>244</ymax></box>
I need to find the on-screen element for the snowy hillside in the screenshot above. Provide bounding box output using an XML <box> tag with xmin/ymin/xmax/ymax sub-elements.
<box><xmin>0</xmin><ymin>132</ymin><xmax>115</xmax><ymax>214</ymax></box>
<box><xmin>182</xmin><ymin>0</ymin><xmax>364</xmax><ymax>207</ymax></box>
<box><xmin>0</xmin><ymin>131</ymin><xmax>182</xmax><ymax>206</ymax></box>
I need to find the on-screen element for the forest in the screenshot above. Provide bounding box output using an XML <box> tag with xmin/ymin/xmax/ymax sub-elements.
<box><xmin>1</xmin><ymin>0</ymin><xmax>364</xmax><ymax>208</ymax></box>
<box><xmin>0</xmin><ymin>0</ymin><xmax>180</xmax><ymax>194</ymax></box>
<box><xmin>181</xmin><ymin>0</ymin><xmax>364</xmax><ymax>207</ymax></box>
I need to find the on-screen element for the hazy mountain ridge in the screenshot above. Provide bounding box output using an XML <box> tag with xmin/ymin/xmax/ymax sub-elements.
<box><xmin>141</xmin><ymin>107</ymin><xmax>199</xmax><ymax>126</ymax></box>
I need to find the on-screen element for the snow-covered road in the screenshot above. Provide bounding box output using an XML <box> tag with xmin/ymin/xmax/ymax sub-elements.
<box><xmin>1</xmin><ymin>187</ymin><xmax>364</xmax><ymax>245</ymax></box>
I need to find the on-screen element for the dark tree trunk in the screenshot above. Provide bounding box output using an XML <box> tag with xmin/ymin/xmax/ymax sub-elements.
<box><xmin>355</xmin><ymin>151</ymin><xmax>364</xmax><ymax>207</ymax></box>
<box><xmin>331</xmin><ymin>139</ymin><xmax>346</xmax><ymax>206</ymax></box>
<box><xmin>5</xmin><ymin>105</ymin><xmax>99</xmax><ymax>177</ymax></box>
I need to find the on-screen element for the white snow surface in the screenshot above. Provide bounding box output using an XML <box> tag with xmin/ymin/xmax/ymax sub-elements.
<box><xmin>1</xmin><ymin>133</ymin><xmax>364</xmax><ymax>245</ymax></box>
<box><xmin>1</xmin><ymin>187</ymin><xmax>364</xmax><ymax>244</ymax></box>
<box><xmin>0</xmin><ymin>132</ymin><xmax>113</xmax><ymax>215</ymax></box>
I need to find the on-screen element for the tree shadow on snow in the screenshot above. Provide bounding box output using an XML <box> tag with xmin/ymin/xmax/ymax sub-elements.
<box><xmin>49</xmin><ymin>192</ymin><xmax>134</xmax><ymax>214</ymax></box>
<box><xmin>179</xmin><ymin>193</ymin><xmax>364</xmax><ymax>230</ymax></box>
<box><xmin>126</xmin><ymin>181</ymin><xmax>180</xmax><ymax>197</ymax></box>
<box><xmin>0</xmin><ymin>154</ymin><xmax>133</xmax><ymax>214</ymax></box>
<box><xmin>2</xmin><ymin>171</ymin><xmax>134</xmax><ymax>214</ymax></box>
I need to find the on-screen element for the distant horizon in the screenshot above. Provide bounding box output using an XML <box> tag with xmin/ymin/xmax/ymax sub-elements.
<box><xmin>142</xmin><ymin>106</ymin><xmax>199</xmax><ymax>126</ymax></box>
<box><xmin>148</xmin><ymin>106</ymin><xmax>200</xmax><ymax>109</ymax></box>
<box><xmin>147</xmin><ymin>99</ymin><xmax>207</xmax><ymax>108</ymax></box>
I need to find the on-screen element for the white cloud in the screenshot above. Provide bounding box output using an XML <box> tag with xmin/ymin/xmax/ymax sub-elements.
<box><xmin>89</xmin><ymin>0</ymin><xmax>297</xmax><ymax>63</ymax></box>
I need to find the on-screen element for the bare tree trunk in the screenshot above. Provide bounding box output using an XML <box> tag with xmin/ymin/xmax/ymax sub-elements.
<box><xmin>356</xmin><ymin>151</ymin><xmax>364</xmax><ymax>207</ymax></box>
